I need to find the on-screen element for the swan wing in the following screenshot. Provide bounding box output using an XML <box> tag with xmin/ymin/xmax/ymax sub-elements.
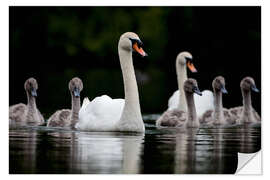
<box><xmin>194</xmin><ymin>90</ymin><xmax>214</xmax><ymax>117</ymax></box>
<box><xmin>81</xmin><ymin>97</ymin><xmax>91</xmax><ymax>111</ymax></box>
<box><xmin>168</xmin><ymin>90</ymin><xmax>179</xmax><ymax>110</ymax></box>
<box><xmin>77</xmin><ymin>95</ymin><xmax>125</xmax><ymax>131</ymax></box>
<box><xmin>9</xmin><ymin>103</ymin><xmax>27</xmax><ymax>124</ymax></box>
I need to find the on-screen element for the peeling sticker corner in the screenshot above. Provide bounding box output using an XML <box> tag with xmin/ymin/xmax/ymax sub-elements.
<box><xmin>236</xmin><ymin>150</ymin><xmax>262</xmax><ymax>175</ymax></box>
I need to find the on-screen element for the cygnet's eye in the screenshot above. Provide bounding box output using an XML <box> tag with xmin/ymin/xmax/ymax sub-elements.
<box><xmin>245</xmin><ymin>80</ymin><xmax>251</xmax><ymax>86</ymax></box>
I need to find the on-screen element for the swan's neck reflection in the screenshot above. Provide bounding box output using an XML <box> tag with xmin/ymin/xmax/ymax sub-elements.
<box><xmin>212</xmin><ymin>128</ymin><xmax>226</xmax><ymax>173</ymax></box>
<box><xmin>174</xmin><ymin>128</ymin><xmax>198</xmax><ymax>173</ymax></box>
<box><xmin>70</xmin><ymin>132</ymin><xmax>144</xmax><ymax>174</ymax></box>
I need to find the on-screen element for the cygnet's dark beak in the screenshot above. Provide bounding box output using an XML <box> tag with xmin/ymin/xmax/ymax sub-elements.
<box><xmin>220</xmin><ymin>85</ymin><xmax>228</xmax><ymax>94</ymax></box>
<box><xmin>31</xmin><ymin>89</ymin><xmax>37</xmax><ymax>97</ymax></box>
<box><xmin>74</xmin><ymin>87</ymin><xmax>80</xmax><ymax>97</ymax></box>
<box><xmin>193</xmin><ymin>86</ymin><xmax>202</xmax><ymax>96</ymax></box>
<box><xmin>251</xmin><ymin>84</ymin><xmax>259</xmax><ymax>93</ymax></box>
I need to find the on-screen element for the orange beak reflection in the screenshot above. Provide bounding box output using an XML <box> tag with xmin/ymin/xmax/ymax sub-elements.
<box><xmin>133</xmin><ymin>43</ymin><xmax>147</xmax><ymax>57</ymax></box>
<box><xmin>187</xmin><ymin>61</ymin><xmax>197</xmax><ymax>73</ymax></box>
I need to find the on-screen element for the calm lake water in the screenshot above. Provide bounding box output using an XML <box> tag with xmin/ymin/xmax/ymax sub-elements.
<box><xmin>9</xmin><ymin>114</ymin><xmax>261</xmax><ymax>174</ymax></box>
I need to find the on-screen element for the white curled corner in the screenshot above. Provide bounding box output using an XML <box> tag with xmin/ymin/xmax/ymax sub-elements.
<box><xmin>236</xmin><ymin>151</ymin><xmax>262</xmax><ymax>174</ymax></box>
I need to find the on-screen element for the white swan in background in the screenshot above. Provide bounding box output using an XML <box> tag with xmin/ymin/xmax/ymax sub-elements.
<box><xmin>199</xmin><ymin>76</ymin><xmax>237</xmax><ymax>126</ymax></box>
<box><xmin>9</xmin><ymin>78</ymin><xmax>44</xmax><ymax>126</ymax></box>
<box><xmin>76</xmin><ymin>32</ymin><xmax>147</xmax><ymax>132</ymax></box>
<box><xmin>229</xmin><ymin>77</ymin><xmax>260</xmax><ymax>124</ymax></box>
<box><xmin>47</xmin><ymin>77</ymin><xmax>83</xmax><ymax>129</ymax></box>
<box><xmin>156</xmin><ymin>78</ymin><xmax>202</xmax><ymax>128</ymax></box>
<box><xmin>167</xmin><ymin>52</ymin><xmax>214</xmax><ymax>117</ymax></box>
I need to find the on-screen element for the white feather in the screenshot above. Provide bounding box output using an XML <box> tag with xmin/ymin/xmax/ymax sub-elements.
<box><xmin>76</xmin><ymin>95</ymin><xmax>125</xmax><ymax>131</ymax></box>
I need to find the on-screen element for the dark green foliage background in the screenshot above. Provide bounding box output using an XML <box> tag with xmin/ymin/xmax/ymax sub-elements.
<box><xmin>10</xmin><ymin>7</ymin><xmax>261</xmax><ymax>118</ymax></box>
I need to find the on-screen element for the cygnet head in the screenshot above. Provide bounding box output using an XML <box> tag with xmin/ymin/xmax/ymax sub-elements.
<box><xmin>177</xmin><ymin>51</ymin><xmax>197</xmax><ymax>73</ymax></box>
<box><xmin>118</xmin><ymin>32</ymin><xmax>148</xmax><ymax>57</ymax></box>
<box><xmin>184</xmin><ymin>78</ymin><xmax>202</xmax><ymax>96</ymax></box>
<box><xmin>69</xmin><ymin>77</ymin><xmax>83</xmax><ymax>98</ymax></box>
<box><xmin>24</xmin><ymin>77</ymin><xmax>38</xmax><ymax>97</ymax></box>
<box><xmin>212</xmin><ymin>76</ymin><xmax>228</xmax><ymax>94</ymax></box>
<box><xmin>240</xmin><ymin>77</ymin><xmax>259</xmax><ymax>93</ymax></box>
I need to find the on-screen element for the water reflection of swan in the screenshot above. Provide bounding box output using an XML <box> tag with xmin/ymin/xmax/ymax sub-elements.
<box><xmin>212</xmin><ymin>128</ymin><xmax>226</xmax><ymax>173</ymax></box>
<box><xmin>237</xmin><ymin>126</ymin><xmax>261</xmax><ymax>153</ymax></box>
<box><xmin>70</xmin><ymin>132</ymin><xmax>144</xmax><ymax>174</ymax></box>
<box><xmin>9</xmin><ymin>130</ymin><xmax>37</xmax><ymax>173</ymax></box>
<box><xmin>174</xmin><ymin>128</ymin><xmax>199</xmax><ymax>173</ymax></box>
<box><xmin>174</xmin><ymin>127</ymin><xmax>239</xmax><ymax>174</ymax></box>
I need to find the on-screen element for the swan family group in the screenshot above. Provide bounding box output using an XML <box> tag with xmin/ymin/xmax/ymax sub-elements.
<box><xmin>9</xmin><ymin>32</ymin><xmax>260</xmax><ymax>133</ymax></box>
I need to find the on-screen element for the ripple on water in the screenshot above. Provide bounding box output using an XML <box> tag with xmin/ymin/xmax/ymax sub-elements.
<box><xmin>9</xmin><ymin>114</ymin><xmax>261</xmax><ymax>174</ymax></box>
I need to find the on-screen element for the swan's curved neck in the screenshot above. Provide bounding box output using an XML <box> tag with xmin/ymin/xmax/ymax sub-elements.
<box><xmin>26</xmin><ymin>92</ymin><xmax>38</xmax><ymax>120</ymax></box>
<box><xmin>240</xmin><ymin>88</ymin><xmax>256</xmax><ymax>123</ymax></box>
<box><xmin>185</xmin><ymin>92</ymin><xmax>198</xmax><ymax>124</ymax></box>
<box><xmin>117</xmin><ymin>48</ymin><xmax>144</xmax><ymax>132</ymax></box>
<box><xmin>242</xmin><ymin>89</ymin><xmax>253</xmax><ymax>113</ymax></box>
<box><xmin>176</xmin><ymin>60</ymin><xmax>187</xmax><ymax>111</ymax></box>
<box><xmin>71</xmin><ymin>94</ymin><xmax>80</xmax><ymax>128</ymax></box>
<box><xmin>213</xmin><ymin>90</ymin><xmax>225</xmax><ymax>123</ymax></box>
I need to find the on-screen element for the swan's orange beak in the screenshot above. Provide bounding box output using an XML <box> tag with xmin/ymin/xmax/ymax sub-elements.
<box><xmin>187</xmin><ymin>61</ymin><xmax>197</xmax><ymax>73</ymax></box>
<box><xmin>133</xmin><ymin>43</ymin><xmax>148</xmax><ymax>57</ymax></box>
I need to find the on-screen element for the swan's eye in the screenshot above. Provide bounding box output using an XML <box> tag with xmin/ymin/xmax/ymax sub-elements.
<box><xmin>129</xmin><ymin>38</ymin><xmax>143</xmax><ymax>48</ymax></box>
<box><xmin>129</xmin><ymin>38</ymin><xmax>147</xmax><ymax>57</ymax></box>
<box><xmin>185</xmin><ymin>57</ymin><xmax>193</xmax><ymax>63</ymax></box>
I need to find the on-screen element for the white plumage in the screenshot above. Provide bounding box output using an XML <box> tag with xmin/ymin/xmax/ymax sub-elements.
<box><xmin>76</xmin><ymin>32</ymin><xmax>146</xmax><ymax>132</ymax></box>
<box><xmin>76</xmin><ymin>95</ymin><xmax>125</xmax><ymax>131</ymax></box>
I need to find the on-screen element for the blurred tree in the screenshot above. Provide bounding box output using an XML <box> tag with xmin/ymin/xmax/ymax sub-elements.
<box><xmin>10</xmin><ymin>7</ymin><xmax>260</xmax><ymax>118</ymax></box>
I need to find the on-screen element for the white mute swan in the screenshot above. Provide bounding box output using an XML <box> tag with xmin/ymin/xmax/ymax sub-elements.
<box><xmin>229</xmin><ymin>77</ymin><xmax>260</xmax><ymax>124</ymax></box>
<box><xmin>168</xmin><ymin>52</ymin><xmax>214</xmax><ymax>117</ymax></box>
<box><xmin>47</xmin><ymin>77</ymin><xmax>83</xmax><ymax>129</ymax></box>
<box><xmin>156</xmin><ymin>78</ymin><xmax>202</xmax><ymax>128</ymax></box>
<box><xmin>76</xmin><ymin>32</ymin><xmax>147</xmax><ymax>132</ymax></box>
<box><xmin>199</xmin><ymin>76</ymin><xmax>237</xmax><ymax>126</ymax></box>
<box><xmin>9</xmin><ymin>78</ymin><xmax>44</xmax><ymax>126</ymax></box>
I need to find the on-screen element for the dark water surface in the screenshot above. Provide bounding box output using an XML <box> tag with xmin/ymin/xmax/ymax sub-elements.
<box><xmin>9</xmin><ymin>115</ymin><xmax>261</xmax><ymax>174</ymax></box>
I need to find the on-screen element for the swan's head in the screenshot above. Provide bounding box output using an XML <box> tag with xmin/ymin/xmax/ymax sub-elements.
<box><xmin>119</xmin><ymin>32</ymin><xmax>148</xmax><ymax>57</ymax></box>
<box><xmin>240</xmin><ymin>77</ymin><xmax>259</xmax><ymax>93</ymax></box>
<box><xmin>24</xmin><ymin>77</ymin><xmax>38</xmax><ymax>97</ymax></box>
<box><xmin>212</xmin><ymin>76</ymin><xmax>228</xmax><ymax>94</ymax></box>
<box><xmin>69</xmin><ymin>77</ymin><xmax>83</xmax><ymax>98</ymax></box>
<box><xmin>177</xmin><ymin>51</ymin><xmax>197</xmax><ymax>73</ymax></box>
<box><xmin>184</xmin><ymin>78</ymin><xmax>202</xmax><ymax>96</ymax></box>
